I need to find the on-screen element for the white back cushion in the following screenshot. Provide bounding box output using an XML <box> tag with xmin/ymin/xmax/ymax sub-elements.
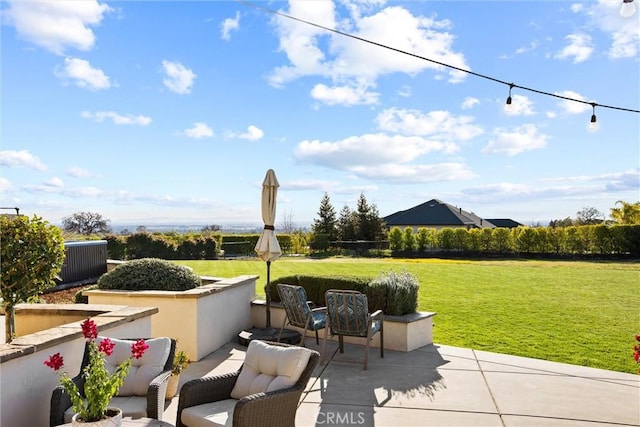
<box><xmin>97</xmin><ymin>336</ymin><xmax>171</xmax><ymax>396</ymax></box>
<box><xmin>230</xmin><ymin>340</ymin><xmax>311</xmax><ymax>399</ymax></box>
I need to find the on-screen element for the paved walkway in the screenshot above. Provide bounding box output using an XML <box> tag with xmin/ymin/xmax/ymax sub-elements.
<box><xmin>164</xmin><ymin>338</ymin><xmax>640</xmax><ymax>426</ymax></box>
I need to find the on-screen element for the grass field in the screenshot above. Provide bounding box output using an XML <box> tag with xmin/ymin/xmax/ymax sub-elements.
<box><xmin>178</xmin><ymin>257</ymin><xmax>639</xmax><ymax>374</ymax></box>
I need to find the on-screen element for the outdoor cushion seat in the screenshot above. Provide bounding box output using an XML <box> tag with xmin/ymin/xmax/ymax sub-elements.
<box><xmin>177</xmin><ymin>340</ymin><xmax>320</xmax><ymax>427</ymax></box>
<box><xmin>50</xmin><ymin>336</ymin><xmax>176</xmax><ymax>426</ymax></box>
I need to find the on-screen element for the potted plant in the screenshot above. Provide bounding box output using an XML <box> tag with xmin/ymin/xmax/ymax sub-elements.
<box><xmin>166</xmin><ymin>349</ymin><xmax>190</xmax><ymax>398</ymax></box>
<box><xmin>44</xmin><ymin>318</ymin><xmax>148</xmax><ymax>426</ymax></box>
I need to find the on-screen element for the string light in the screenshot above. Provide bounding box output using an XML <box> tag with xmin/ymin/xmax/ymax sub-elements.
<box><xmin>505</xmin><ymin>83</ymin><xmax>514</xmax><ymax>112</ymax></box>
<box><xmin>238</xmin><ymin>0</ymin><xmax>640</xmax><ymax>128</ymax></box>
<box><xmin>589</xmin><ymin>103</ymin><xmax>598</xmax><ymax>131</ymax></box>
<box><xmin>620</xmin><ymin>0</ymin><xmax>636</xmax><ymax>17</ymax></box>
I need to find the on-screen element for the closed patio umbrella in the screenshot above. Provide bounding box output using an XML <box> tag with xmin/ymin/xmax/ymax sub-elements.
<box><xmin>254</xmin><ymin>169</ymin><xmax>281</xmax><ymax>327</ymax></box>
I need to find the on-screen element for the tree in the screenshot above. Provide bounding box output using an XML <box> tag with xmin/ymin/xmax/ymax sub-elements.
<box><xmin>609</xmin><ymin>200</ymin><xmax>640</xmax><ymax>224</ymax></box>
<box><xmin>312</xmin><ymin>193</ymin><xmax>338</xmax><ymax>241</ymax></box>
<box><xmin>279</xmin><ymin>209</ymin><xmax>296</xmax><ymax>234</ymax></box>
<box><xmin>337</xmin><ymin>205</ymin><xmax>356</xmax><ymax>241</ymax></box>
<box><xmin>549</xmin><ymin>217</ymin><xmax>573</xmax><ymax>228</ymax></box>
<box><xmin>201</xmin><ymin>224</ymin><xmax>221</xmax><ymax>232</ymax></box>
<box><xmin>354</xmin><ymin>193</ymin><xmax>385</xmax><ymax>241</ymax></box>
<box><xmin>1</xmin><ymin>215</ymin><xmax>65</xmax><ymax>342</ymax></box>
<box><xmin>575</xmin><ymin>206</ymin><xmax>603</xmax><ymax>225</ymax></box>
<box><xmin>62</xmin><ymin>211</ymin><xmax>111</xmax><ymax>234</ymax></box>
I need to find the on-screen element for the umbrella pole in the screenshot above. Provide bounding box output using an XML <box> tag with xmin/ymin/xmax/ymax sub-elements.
<box><xmin>266</xmin><ymin>260</ymin><xmax>272</xmax><ymax>328</ymax></box>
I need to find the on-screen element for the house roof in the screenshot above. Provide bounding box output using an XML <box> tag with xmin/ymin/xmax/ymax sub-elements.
<box><xmin>485</xmin><ymin>218</ymin><xmax>523</xmax><ymax>228</ymax></box>
<box><xmin>384</xmin><ymin>199</ymin><xmax>495</xmax><ymax>228</ymax></box>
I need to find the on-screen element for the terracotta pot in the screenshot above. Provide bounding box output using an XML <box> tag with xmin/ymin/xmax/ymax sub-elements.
<box><xmin>71</xmin><ymin>407</ymin><xmax>122</xmax><ymax>427</ymax></box>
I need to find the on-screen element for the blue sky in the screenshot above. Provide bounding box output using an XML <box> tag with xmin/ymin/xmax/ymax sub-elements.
<box><xmin>1</xmin><ymin>0</ymin><xmax>639</xmax><ymax>228</ymax></box>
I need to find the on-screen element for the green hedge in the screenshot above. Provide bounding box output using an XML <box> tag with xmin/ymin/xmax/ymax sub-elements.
<box><xmin>389</xmin><ymin>224</ymin><xmax>640</xmax><ymax>257</ymax></box>
<box><xmin>105</xmin><ymin>232</ymin><xmax>298</xmax><ymax>260</ymax></box>
<box><xmin>268</xmin><ymin>273</ymin><xmax>419</xmax><ymax>316</ymax></box>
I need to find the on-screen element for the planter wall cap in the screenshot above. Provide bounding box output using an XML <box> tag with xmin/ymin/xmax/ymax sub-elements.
<box><xmin>383</xmin><ymin>311</ymin><xmax>437</xmax><ymax>323</ymax></box>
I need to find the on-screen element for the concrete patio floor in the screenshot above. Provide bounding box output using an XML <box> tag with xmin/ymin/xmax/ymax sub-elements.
<box><xmin>163</xmin><ymin>338</ymin><xmax>640</xmax><ymax>426</ymax></box>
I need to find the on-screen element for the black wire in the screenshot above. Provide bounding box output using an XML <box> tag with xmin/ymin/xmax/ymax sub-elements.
<box><xmin>237</xmin><ymin>0</ymin><xmax>640</xmax><ymax>114</ymax></box>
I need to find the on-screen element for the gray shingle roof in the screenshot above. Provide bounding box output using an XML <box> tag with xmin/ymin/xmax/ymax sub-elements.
<box><xmin>384</xmin><ymin>199</ymin><xmax>495</xmax><ymax>228</ymax></box>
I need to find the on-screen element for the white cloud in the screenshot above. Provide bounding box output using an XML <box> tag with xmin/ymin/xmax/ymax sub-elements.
<box><xmin>269</xmin><ymin>4</ymin><xmax>469</xmax><ymax>100</ymax></box>
<box><xmin>57</xmin><ymin>57</ymin><xmax>111</xmax><ymax>90</ymax></box>
<box><xmin>238</xmin><ymin>125</ymin><xmax>264</xmax><ymax>141</ymax></box>
<box><xmin>162</xmin><ymin>60</ymin><xmax>196</xmax><ymax>94</ymax></box>
<box><xmin>555</xmin><ymin>90</ymin><xmax>592</xmax><ymax>114</ymax></box>
<box><xmin>67</xmin><ymin>166</ymin><xmax>95</xmax><ymax>178</ymax></box>
<box><xmin>310</xmin><ymin>84</ymin><xmax>379</xmax><ymax>106</ymax></box>
<box><xmin>352</xmin><ymin>162</ymin><xmax>475</xmax><ymax>183</ymax></box>
<box><xmin>504</xmin><ymin>94</ymin><xmax>535</xmax><ymax>116</ymax></box>
<box><xmin>461</xmin><ymin>97</ymin><xmax>479</xmax><ymax>109</ymax></box>
<box><xmin>586</xmin><ymin>1</ymin><xmax>639</xmax><ymax>59</ymax></box>
<box><xmin>81</xmin><ymin>111</ymin><xmax>152</xmax><ymax>125</ymax></box>
<box><xmin>555</xmin><ymin>33</ymin><xmax>593</xmax><ymax>63</ymax></box>
<box><xmin>296</xmin><ymin>133</ymin><xmax>449</xmax><ymax>169</ymax></box>
<box><xmin>0</xmin><ymin>150</ymin><xmax>47</xmax><ymax>171</ymax></box>
<box><xmin>3</xmin><ymin>0</ymin><xmax>112</xmax><ymax>55</ymax></box>
<box><xmin>184</xmin><ymin>122</ymin><xmax>214</xmax><ymax>139</ymax></box>
<box><xmin>0</xmin><ymin>177</ymin><xmax>13</xmax><ymax>193</ymax></box>
<box><xmin>221</xmin><ymin>11</ymin><xmax>240</xmax><ymax>41</ymax></box>
<box><xmin>482</xmin><ymin>124</ymin><xmax>549</xmax><ymax>156</ymax></box>
<box><xmin>376</xmin><ymin>108</ymin><xmax>483</xmax><ymax>142</ymax></box>
<box><xmin>397</xmin><ymin>85</ymin><xmax>412</xmax><ymax>98</ymax></box>
<box><xmin>44</xmin><ymin>177</ymin><xmax>64</xmax><ymax>188</ymax></box>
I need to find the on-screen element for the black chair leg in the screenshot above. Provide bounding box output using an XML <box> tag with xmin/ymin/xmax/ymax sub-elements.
<box><xmin>315</xmin><ymin>330</ymin><xmax>319</xmax><ymax>345</ymax></box>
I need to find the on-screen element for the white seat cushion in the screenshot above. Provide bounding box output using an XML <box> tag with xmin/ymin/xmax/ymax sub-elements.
<box><xmin>97</xmin><ymin>336</ymin><xmax>171</xmax><ymax>396</ymax></box>
<box><xmin>181</xmin><ymin>399</ymin><xmax>237</xmax><ymax>427</ymax></box>
<box><xmin>230</xmin><ymin>340</ymin><xmax>311</xmax><ymax>399</ymax></box>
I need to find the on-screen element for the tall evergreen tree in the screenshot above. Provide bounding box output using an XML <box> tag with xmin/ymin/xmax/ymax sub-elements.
<box><xmin>337</xmin><ymin>205</ymin><xmax>356</xmax><ymax>241</ymax></box>
<box><xmin>312</xmin><ymin>193</ymin><xmax>338</xmax><ymax>241</ymax></box>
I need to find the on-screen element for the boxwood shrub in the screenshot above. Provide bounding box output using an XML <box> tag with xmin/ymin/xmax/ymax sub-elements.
<box><xmin>98</xmin><ymin>258</ymin><xmax>201</xmax><ymax>291</ymax></box>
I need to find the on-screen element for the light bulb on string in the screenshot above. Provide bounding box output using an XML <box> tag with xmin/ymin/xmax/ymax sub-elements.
<box><xmin>589</xmin><ymin>103</ymin><xmax>598</xmax><ymax>131</ymax></box>
<box><xmin>620</xmin><ymin>0</ymin><xmax>636</xmax><ymax>17</ymax></box>
<box><xmin>504</xmin><ymin>83</ymin><xmax>514</xmax><ymax>112</ymax></box>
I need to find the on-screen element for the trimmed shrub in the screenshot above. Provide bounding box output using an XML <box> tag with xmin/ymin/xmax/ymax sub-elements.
<box><xmin>97</xmin><ymin>258</ymin><xmax>201</xmax><ymax>291</ymax></box>
<box><xmin>369</xmin><ymin>270</ymin><xmax>419</xmax><ymax>316</ymax></box>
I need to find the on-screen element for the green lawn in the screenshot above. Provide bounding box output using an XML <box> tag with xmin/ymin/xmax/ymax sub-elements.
<box><xmin>178</xmin><ymin>257</ymin><xmax>640</xmax><ymax>374</ymax></box>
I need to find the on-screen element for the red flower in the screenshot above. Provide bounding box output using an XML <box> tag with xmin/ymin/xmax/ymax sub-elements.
<box><xmin>44</xmin><ymin>353</ymin><xmax>64</xmax><ymax>371</ymax></box>
<box><xmin>98</xmin><ymin>338</ymin><xmax>115</xmax><ymax>356</ymax></box>
<box><xmin>635</xmin><ymin>352</ymin><xmax>640</xmax><ymax>363</ymax></box>
<box><xmin>636</xmin><ymin>334</ymin><xmax>640</xmax><ymax>342</ymax></box>
<box><xmin>131</xmin><ymin>339</ymin><xmax>149</xmax><ymax>359</ymax></box>
<box><xmin>81</xmin><ymin>318</ymin><xmax>98</xmax><ymax>340</ymax></box>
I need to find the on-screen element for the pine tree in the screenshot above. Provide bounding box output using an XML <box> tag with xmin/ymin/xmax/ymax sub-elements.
<box><xmin>312</xmin><ymin>193</ymin><xmax>338</xmax><ymax>241</ymax></box>
<box><xmin>337</xmin><ymin>205</ymin><xmax>356</xmax><ymax>241</ymax></box>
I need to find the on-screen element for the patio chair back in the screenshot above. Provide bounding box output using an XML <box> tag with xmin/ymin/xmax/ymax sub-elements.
<box><xmin>322</xmin><ymin>289</ymin><xmax>383</xmax><ymax>369</ymax></box>
<box><xmin>277</xmin><ymin>284</ymin><xmax>327</xmax><ymax>345</ymax></box>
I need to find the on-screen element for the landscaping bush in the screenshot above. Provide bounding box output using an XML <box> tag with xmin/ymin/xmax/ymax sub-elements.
<box><xmin>369</xmin><ymin>270</ymin><xmax>419</xmax><ymax>316</ymax></box>
<box><xmin>97</xmin><ymin>258</ymin><xmax>201</xmax><ymax>291</ymax></box>
<box><xmin>269</xmin><ymin>275</ymin><xmax>370</xmax><ymax>307</ymax></box>
<box><xmin>269</xmin><ymin>271</ymin><xmax>419</xmax><ymax>316</ymax></box>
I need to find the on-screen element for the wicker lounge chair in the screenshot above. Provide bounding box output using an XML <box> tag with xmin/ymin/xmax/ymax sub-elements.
<box><xmin>322</xmin><ymin>289</ymin><xmax>384</xmax><ymax>370</ymax></box>
<box><xmin>276</xmin><ymin>283</ymin><xmax>327</xmax><ymax>345</ymax></box>
<box><xmin>176</xmin><ymin>340</ymin><xmax>319</xmax><ymax>427</ymax></box>
<box><xmin>50</xmin><ymin>337</ymin><xmax>176</xmax><ymax>427</ymax></box>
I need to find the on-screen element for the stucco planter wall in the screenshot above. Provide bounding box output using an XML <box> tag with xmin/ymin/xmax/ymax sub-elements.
<box><xmin>0</xmin><ymin>305</ymin><xmax>155</xmax><ymax>427</ymax></box>
<box><xmin>251</xmin><ymin>301</ymin><xmax>436</xmax><ymax>352</ymax></box>
<box><xmin>85</xmin><ymin>275</ymin><xmax>258</xmax><ymax>361</ymax></box>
